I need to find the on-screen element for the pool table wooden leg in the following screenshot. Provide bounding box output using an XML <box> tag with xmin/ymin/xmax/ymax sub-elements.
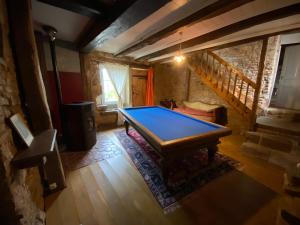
<box><xmin>208</xmin><ymin>145</ymin><xmax>218</xmax><ymax>162</ymax></box>
<box><xmin>161</xmin><ymin>158</ymin><xmax>172</xmax><ymax>186</ymax></box>
<box><xmin>124</xmin><ymin>120</ymin><xmax>129</xmax><ymax>135</ymax></box>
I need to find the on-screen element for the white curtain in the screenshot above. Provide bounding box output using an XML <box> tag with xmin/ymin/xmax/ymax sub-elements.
<box><xmin>101</xmin><ymin>62</ymin><xmax>131</xmax><ymax>125</ymax></box>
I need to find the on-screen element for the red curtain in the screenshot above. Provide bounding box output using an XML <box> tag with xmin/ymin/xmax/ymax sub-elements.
<box><xmin>145</xmin><ymin>67</ymin><xmax>154</xmax><ymax>106</ymax></box>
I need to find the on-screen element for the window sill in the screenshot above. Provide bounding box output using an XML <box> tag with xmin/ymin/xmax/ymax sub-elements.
<box><xmin>97</xmin><ymin>108</ymin><xmax>118</xmax><ymax>115</ymax></box>
<box><xmin>96</xmin><ymin>104</ymin><xmax>118</xmax><ymax>110</ymax></box>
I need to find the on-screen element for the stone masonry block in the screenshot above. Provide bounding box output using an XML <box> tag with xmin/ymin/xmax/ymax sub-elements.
<box><xmin>245</xmin><ymin>131</ymin><xmax>261</xmax><ymax>144</ymax></box>
<box><xmin>240</xmin><ymin>142</ymin><xmax>271</xmax><ymax>161</ymax></box>
<box><xmin>268</xmin><ymin>150</ymin><xmax>300</xmax><ymax>170</ymax></box>
<box><xmin>0</xmin><ymin>96</ymin><xmax>9</xmax><ymax>106</ymax></box>
<box><xmin>260</xmin><ymin>134</ymin><xmax>295</xmax><ymax>153</ymax></box>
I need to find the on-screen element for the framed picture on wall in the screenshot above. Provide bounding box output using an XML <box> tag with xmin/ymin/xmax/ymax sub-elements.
<box><xmin>10</xmin><ymin>114</ymin><xmax>34</xmax><ymax>147</ymax></box>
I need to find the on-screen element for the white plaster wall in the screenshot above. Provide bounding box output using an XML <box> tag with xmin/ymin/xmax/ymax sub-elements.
<box><xmin>280</xmin><ymin>32</ymin><xmax>300</xmax><ymax>45</ymax></box>
<box><xmin>44</xmin><ymin>43</ymin><xmax>81</xmax><ymax>72</ymax></box>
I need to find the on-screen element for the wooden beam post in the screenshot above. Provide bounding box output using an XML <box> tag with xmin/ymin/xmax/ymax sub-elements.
<box><xmin>79</xmin><ymin>53</ymin><xmax>92</xmax><ymax>101</ymax></box>
<box><xmin>249</xmin><ymin>38</ymin><xmax>268</xmax><ymax>130</ymax></box>
<box><xmin>35</xmin><ymin>31</ymin><xmax>52</xmax><ymax>108</ymax></box>
<box><xmin>6</xmin><ymin>0</ymin><xmax>52</xmax><ymax>134</ymax></box>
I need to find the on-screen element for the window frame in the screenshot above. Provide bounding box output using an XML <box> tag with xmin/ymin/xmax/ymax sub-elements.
<box><xmin>99</xmin><ymin>66</ymin><xmax>119</xmax><ymax>106</ymax></box>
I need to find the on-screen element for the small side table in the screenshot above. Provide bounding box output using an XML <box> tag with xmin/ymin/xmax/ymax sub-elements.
<box><xmin>12</xmin><ymin>129</ymin><xmax>66</xmax><ymax>195</ymax></box>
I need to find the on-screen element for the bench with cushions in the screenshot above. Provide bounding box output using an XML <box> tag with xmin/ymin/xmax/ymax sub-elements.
<box><xmin>173</xmin><ymin>101</ymin><xmax>228</xmax><ymax>125</ymax></box>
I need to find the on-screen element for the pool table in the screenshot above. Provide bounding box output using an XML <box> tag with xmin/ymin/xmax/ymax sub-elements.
<box><xmin>119</xmin><ymin>106</ymin><xmax>232</xmax><ymax>182</ymax></box>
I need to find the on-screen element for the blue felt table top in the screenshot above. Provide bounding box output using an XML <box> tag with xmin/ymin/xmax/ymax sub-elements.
<box><xmin>123</xmin><ymin>106</ymin><xmax>221</xmax><ymax>141</ymax></box>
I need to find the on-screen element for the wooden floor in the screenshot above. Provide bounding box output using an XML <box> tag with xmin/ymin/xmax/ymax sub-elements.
<box><xmin>46</xmin><ymin>128</ymin><xmax>300</xmax><ymax>225</ymax></box>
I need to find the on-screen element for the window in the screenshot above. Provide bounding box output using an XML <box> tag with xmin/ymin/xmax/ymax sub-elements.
<box><xmin>98</xmin><ymin>62</ymin><xmax>131</xmax><ymax>112</ymax></box>
<box><xmin>100</xmin><ymin>67</ymin><xmax>118</xmax><ymax>105</ymax></box>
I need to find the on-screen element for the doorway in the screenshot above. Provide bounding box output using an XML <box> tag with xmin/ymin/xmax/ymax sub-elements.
<box><xmin>131</xmin><ymin>69</ymin><xmax>147</xmax><ymax>106</ymax></box>
<box><xmin>270</xmin><ymin>43</ymin><xmax>300</xmax><ymax>110</ymax></box>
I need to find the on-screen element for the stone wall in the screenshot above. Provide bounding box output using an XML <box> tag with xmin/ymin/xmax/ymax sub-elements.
<box><xmin>154</xmin><ymin>63</ymin><xmax>248</xmax><ymax>134</ymax></box>
<box><xmin>213</xmin><ymin>36</ymin><xmax>280</xmax><ymax>109</ymax></box>
<box><xmin>0</xmin><ymin>0</ymin><xmax>45</xmax><ymax>224</ymax></box>
<box><xmin>154</xmin><ymin>63</ymin><xmax>189</xmax><ymax>106</ymax></box>
<box><xmin>80</xmin><ymin>52</ymin><xmax>102</xmax><ymax>103</ymax></box>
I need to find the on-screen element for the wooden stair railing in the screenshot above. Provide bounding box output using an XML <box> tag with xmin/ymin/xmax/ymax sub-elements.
<box><xmin>187</xmin><ymin>50</ymin><xmax>257</xmax><ymax>119</ymax></box>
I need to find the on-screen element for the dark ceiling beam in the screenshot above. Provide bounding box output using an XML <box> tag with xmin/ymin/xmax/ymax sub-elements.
<box><xmin>151</xmin><ymin>27</ymin><xmax>300</xmax><ymax>64</ymax></box>
<box><xmin>116</xmin><ymin>0</ymin><xmax>254</xmax><ymax>56</ymax></box>
<box><xmin>78</xmin><ymin>0</ymin><xmax>171</xmax><ymax>52</ymax></box>
<box><xmin>89</xmin><ymin>51</ymin><xmax>150</xmax><ymax>69</ymax></box>
<box><xmin>38</xmin><ymin>0</ymin><xmax>107</xmax><ymax>18</ymax></box>
<box><xmin>138</xmin><ymin>3</ymin><xmax>300</xmax><ymax>61</ymax></box>
<box><xmin>76</xmin><ymin>0</ymin><xmax>138</xmax><ymax>51</ymax></box>
<box><xmin>208</xmin><ymin>28</ymin><xmax>300</xmax><ymax>51</ymax></box>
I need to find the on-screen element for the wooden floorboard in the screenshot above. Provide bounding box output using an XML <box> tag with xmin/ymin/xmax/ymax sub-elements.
<box><xmin>45</xmin><ymin>129</ymin><xmax>300</xmax><ymax>225</ymax></box>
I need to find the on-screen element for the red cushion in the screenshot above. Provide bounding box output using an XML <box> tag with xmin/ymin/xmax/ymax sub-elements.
<box><xmin>174</xmin><ymin>106</ymin><xmax>215</xmax><ymax>117</ymax></box>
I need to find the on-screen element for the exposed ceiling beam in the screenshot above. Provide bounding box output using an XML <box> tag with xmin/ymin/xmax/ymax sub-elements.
<box><xmin>208</xmin><ymin>28</ymin><xmax>300</xmax><ymax>51</ymax></box>
<box><xmin>76</xmin><ymin>0</ymin><xmax>137</xmax><ymax>51</ymax></box>
<box><xmin>151</xmin><ymin>27</ymin><xmax>300</xmax><ymax>64</ymax></box>
<box><xmin>78</xmin><ymin>0</ymin><xmax>171</xmax><ymax>52</ymax></box>
<box><xmin>38</xmin><ymin>0</ymin><xmax>106</xmax><ymax>18</ymax></box>
<box><xmin>116</xmin><ymin>0</ymin><xmax>253</xmax><ymax>56</ymax></box>
<box><xmin>138</xmin><ymin>3</ymin><xmax>300</xmax><ymax>61</ymax></box>
<box><xmin>88</xmin><ymin>51</ymin><xmax>150</xmax><ymax>69</ymax></box>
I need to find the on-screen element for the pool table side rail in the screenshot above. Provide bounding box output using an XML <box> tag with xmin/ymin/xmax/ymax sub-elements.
<box><xmin>124</xmin><ymin>105</ymin><xmax>227</xmax><ymax>129</ymax></box>
<box><xmin>119</xmin><ymin>107</ymin><xmax>164</xmax><ymax>151</ymax></box>
<box><xmin>119</xmin><ymin>106</ymin><xmax>232</xmax><ymax>150</ymax></box>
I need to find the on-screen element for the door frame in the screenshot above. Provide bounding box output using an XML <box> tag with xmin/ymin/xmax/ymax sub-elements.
<box><xmin>267</xmin><ymin>42</ymin><xmax>300</xmax><ymax>110</ymax></box>
<box><xmin>131</xmin><ymin>68</ymin><xmax>148</xmax><ymax>106</ymax></box>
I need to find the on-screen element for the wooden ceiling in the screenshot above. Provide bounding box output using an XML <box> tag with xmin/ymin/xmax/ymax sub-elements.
<box><xmin>32</xmin><ymin>0</ymin><xmax>300</xmax><ymax>63</ymax></box>
<box><xmin>32</xmin><ymin>0</ymin><xmax>171</xmax><ymax>50</ymax></box>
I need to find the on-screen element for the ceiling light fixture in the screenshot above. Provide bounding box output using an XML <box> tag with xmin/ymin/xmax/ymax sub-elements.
<box><xmin>174</xmin><ymin>31</ymin><xmax>185</xmax><ymax>64</ymax></box>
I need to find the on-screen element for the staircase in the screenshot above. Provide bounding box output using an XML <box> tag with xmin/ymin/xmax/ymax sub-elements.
<box><xmin>187</xmin><ymin>50</ymin><xmax>258</xmax><ymax>120</ymax></box>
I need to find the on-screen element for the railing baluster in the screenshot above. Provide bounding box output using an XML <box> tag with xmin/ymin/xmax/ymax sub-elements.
<box><xmin>201</xmin><ymin>51</ymin><xmax>205</xmax><ymax>72</ymax></box>
<box><xmin>205</xmin><ymin>51</ymin><xmax>209</xmax><ymax>77</ymax></box>
<box><xmin>216</xmin><ymin>63</ymin><xmax>221</xmax><ymax>88</ymax></box>
<box><xmin>238</xmin><ymin>79</ymin><xmax>243</xmax><ymax>100</ymax></box>
<box><xmin>211</xmin><ymin>58</ymin><xmax>215</xmax><ymax>82</ymax></box>
<box><xmin>220</xmin><ymin>65</ymin><xmax>225</xmax><ymax>92</ymax></box>
<box><xmin>244</xmin><ymin>83</ymin><xmax>249</xmax><ymax>109</ymax></box>
<box><xmin>227</xmin><ymin>68</ymin><xmax>232</xmax><ymax>94</ymax></box>
<box><xmin>232</xmin><ymin>73</ymin><xmax>238</xmax><ymax>98</ymax></box>
<box><xmin>199</xmin><ymin>51</ymin><xmax>203</xmax><ymax>72</ymax></box>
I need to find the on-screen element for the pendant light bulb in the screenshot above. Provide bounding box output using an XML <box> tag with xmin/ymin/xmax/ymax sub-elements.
<box><xmin>174</xmin><ymin>31</ymin><xmax>185</xmax><ymax>64</ymax></box>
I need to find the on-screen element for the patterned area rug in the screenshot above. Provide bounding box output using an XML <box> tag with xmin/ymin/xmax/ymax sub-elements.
<box><xmin>61</xmin><ymin>134</ymin><xmax>122</xmax><ymax>171</ymax></box>
<box><xmin>115</xmin><ymin>128</ymin><xmax>239</xmax><ymax>212</ymax></box>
